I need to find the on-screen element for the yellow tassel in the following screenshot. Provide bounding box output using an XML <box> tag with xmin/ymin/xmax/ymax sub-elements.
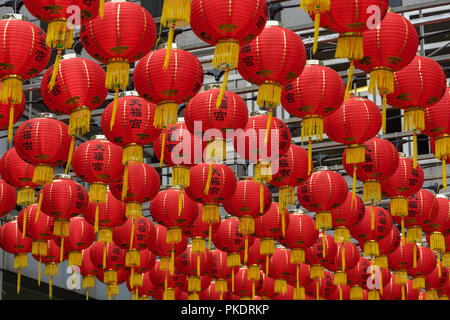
<box><xmin>350</xmin><ymin>286</ymin><xmax>363</xmax><ymax>300</ymax></box>
<box><xmin>382</xmin><ymin>94</ymin><xmax>387</xmax><ymax>134</ymax></box>
<box><xmin>322</xmin><ymin>232</ymin><xmax>326</xmax><ymax>259</ymax></box>
<box><xmin>170</xmin><ymin>247</ymin><xmax>175</xmax><ymax>275</ymax></box>
<box><xmin>260</xmin><ymin>183</ymin><xmax>264</xmax><ymax>215</ymax></box>
<box><xmin>107</xmin><ymin>284</ymin><xmax>119</xmax><ymax>299</ymax></box>
<box><xmin>335</xmin><ymin>33</ymin><xmax>364</xmax><ymax>61</ymax></box>
<box><xmin>8</xmin><ymin>105</ymin><xmax>14</xmax><ymax>145</ymax></box>
<box><xmin>22</xmin><ymin>206</ymin><xmax>27</xmax><ymax>238</ymax></box>
<box><xmin>315</xmin><ymin>212</ymin><xmax>332</xmax><ymax>230</ymax></box>
<box><xmin>32</xmin><ymin>240</ymin><xmax>48</xmax><ymax>257</ymax></box>
<box><xmin>248</xmin><ymin>265</ymin><xmax>261</xmax><ymax>282</ymax></box>
<box><xmin>344</xmin><ymin>60</ymin><xmax>355</xmax><ymax>102</ymax></box>
<box><xmin>215</xmin><ymin>279</ymin><xmax>228</xmax><ymax>293</ymax></box>
<box><xmin>244</xmin><ymin>236</ymin><xmax>248</xmax><ymax>264</ymax></box>
<box><xmin>32</xmin><ymin>165</ymin><xmax>54</xmax><ymax>186</ymax></box>
<box><xmin>401</xmin><ymin>283</ymin><xmax>405</xmax><ymax>300</ymax></box>
<box><xmin>153</xmin><ymin>102</ymin><xmax>178</xmax><ymax>130</ymax></box>
<box><xmin>208</xmin><ymin>224</ymin><xmax>212</xmax><ymax>251</ymax></box>
<box><xmin>310</xmin><ymin>265</ymin><xmax>324</xmax><ymax>280</ymax></box>
<box><xmin>204</xmin><ymin>163</ymin><xmax>213</xmax><ymax>195</ymax></box>
<box><xmin>346</xmin><ymin>144</ymin><xmax>365</xmax><ymax>164</ymax></box>
<box><xmin>123</xmin><ymin>145</ymin><xmax>143</xmax><ymax>166</ymax></box>
<box><xmin>106</xmin><ymin>60</ymin><xmax>130</xmax><ymax>91</ymax></box>
<box><xmin>192</xmin><ymin>238</ymin><xmax>205</xmax><ymax>254</ymax></box>
<box><xmin>313</xmin><ymin>12</ymin><xmax>321</xmax><ymax>55</ymax></box>
<box><xmin>17</xmin><ymin>269</ymin><xmax>21</xmax><ymax>295</ymax></box>
<box><xmin>129</xmin><ymin>217</ymin><xmax>135</xmax><ymax>251</ymax></box>
<box><xmin>166</xmin><ymin>227</ymin><xmax>182</xmax><ymax>244</ymax></box>
<box><xmin>82</xmin><ymin>275</ymin><xmax>95</xmax><ymax>290</ymax></box>
<box><xmin>216</xmin><ymin>68</ymin><xmax>229</xmax><ymax>109</ymax></box>
<box><xmin>104</xmin><ymin>269</ymin><xmax>117</xmax><ymax>284</ymax></box>
<box><xmin>189</xmin><ymin>292</ymin><xmax>200</xmax><ymax>300</ymax></box>
<box><xmin>334</xmin><ymin>271</ymin><xmax>347</xmax><ymax>285</ymax></box>
<box><xmin>38</xmin><ymin>259</ymin><xmax>41</xmax><ymax>287</ymax></box>
<box><xmin>14</xmin><ymin>253</ymin><xmax>28</xmax><ymax>270</ymax></box>
<box><xmin>335</xmin><ymin>227</ymin><xmax>350</xmax><ymax>244</ymax></box>
<box><xmin>161</xmin><ymin>0</ymin><xmax>191</xmax><ymax>28</ymax></box>
<box><xmin>342</xmin><ymin>244</ymin><xmax>346</xmax><ymax>271</ymax></box>
<box><xmin>49</xmin><ymin>276</ymin><xmax>53</xmax><ymax>299</ymax></box>
<box><xmin>293</xmin><ymin>287</ymin><xmax>305</xmax><ymax>300</ymax></box>
<box><xmin>124</xmin><ymin>202</ymin><xmax>142</xmax><ymax>220</ymax></box>
<box><xmin>46</xmin><ymin>20</ymin><xmax>74</xmax><ymax>49</ymax></box>
<box><xmin>391</xmin><ymin>197</ymin><xmax>408</xmax><ymax>217</ymax></box>
<box><xmin>126</xmin><ymin>249</ymin><xmax>141</xmax><ymax>268</ymax></box>
<box><xmin>172</xmin><ymin>166</ymin><xmax>190</xmax><ymax>188</ymax></box>
<box><xmin>264</xmin><ymin>108</ymin><xmax>273</xmax><ymax>147</ymax></box>
<box><xmin>60</xmin><ymin>237</ymin><xmax>65</xmax><ymax>263</ymax></box>
<box><xmin>368</xmin><ymin>69</ymin><xmax>394</xmax><ymax>97</ymax></box>
<box><xmin>364</xmin><ymin>241</ymin><xmax>379</xmax><ymax>257</ymax></box>
<box><xmin>426</xmin><ymin>290</ymin><xmax>438</xmax><ymax>300</ymax></box>
<box><xmin>89</xmin><ymin>183</ymin><xmax>107</xmax><ymax>203</ymax></box>
<box><xmin>281</xmin><ymin>206</ymin><xmax>286</xmax><ymax>238</ymax></box>
<box><xmin>226</xmin><ymin>253</ymin><xmax>241</xmax><ymax>268</ymax></box>
<box><xmin>239</xmin><ymin>216</ymin><xmax>255</xmax><ymax>235</ymax></box>
<box><xmin>371</xmin><ymin>202</ymin><xmax>375</xmax><ymax>231</ymax></box>
<box><xmin>363</xmin><ymin>180</ymin><xmax>381</xmax><ymax>203</ymax></box>
<box><xmin>443</xmin><ymin>159</ymin><xmax>447</xmax><ymax>192</ymax></box>
<box><xmin>160</xmin><ymin>256</ymin><xmax>170</xmax><ymax>271</ymax></box>
<box><xmin>99</xmin><ymin>0</ymin><xmax>104</xmax><ymax>18</ymax></box>
<box><xmin>413</xmin><ymin>242</ymin><xmax>417</xmax><ymax>269</ymax></box>
<box><xmin>212</xmin><ymin>40</ymin><xmax>240</xmax><ymax>71</ymax></box>
<box><xmin>122</xmin><ymin>165</ymin><xmax>129</xmax><ymax>201</ymax></box>
<box><xmin>290</xmin><ymin>248</ymin><xmax>305</xmax><ymax>264</ymax></box>
<box><xmin>413</xmin><ymin>130</ymin><xmax>418</xmax><ymax>169</ymax></box>
<box><xmin>412</xmin><ymin>276</ymin><xmax>425</xmax><ymax>290</ymax></box>
<box><xmin>159</xmin><ymin>129</ymin><xmax>167</xmax><ymax>168</ymax></box>
<box><xmin>1</xmin><ymin>77</ymin><xmax>23</xmax><ymax>105</ymax></box>
<box><xmin>379</xmin><ymin>269</ymin><xmax>383</xmax><ymax>296</ymax></box>
<box><xmin>53</xmin><ymin>219</ymin><xmax>70</xmax><ymax>237</ymax></box>
<box><xmin>163</xmin><ymin>288</ymin><xmax>175</xmax><ymax>300</ymax></box>
<box><xmin>68</xmin><ymin>251</ymin><xmax>82</xmax><ymax>267</ymax></box>
<box><xmin>407</xmin><ymin>227</ymin><xmax>422</xmax><ymax>244</ymax></box>
<box><xmin>368</xmin><ymin>290</ymin><xmax>380</xmax><ymax>300</ymax></box>
<box><xmin>403</xmin><ymin>108</ymin><xmax>425</xmax><ymax>133</ymax></box>
<box><xmin>437</xmin><ymin>253</ymin><xmax>442</xmax><ymax>278</ymax></box>
<box><xmin>17</xmin><ymin>188</ymin><xmax>35</xmax><ymax>207</ymax></box>
<box><xmin>316</xmin><ymin>279</ymin><xmax>320</xmax><ymax>300</ymax></box>
<box><xmin>274</xmin><ymin>279</ymin><xmax>287</xmax><ymax>294</ymax></box>
<box><xmin>257</xmin><ymin>82</ymin><xmax>282</xmax><ymax>109</ymax></box>
<box><xmin>102</xmin><ymin>244</ymin><xmax>107</xmax><ymax>269</ymax></box>
<box><xmin>188</xmin><ymin>276</ymin><xmax>201</xmax><ymax>292</ymax></box>
<box><xmin>48</xmin><ymin>49</ymin><xmax>63</xmax><ymax>91</ymax></box>
<box><xmin>443</xmin><ymin>253</ymin><xmax>450</xmax><ymax>268</ymax></box>
<box><xmin>231</xmin><ymin>271</ymin><xmax>235</xmax><ymax>293</ymax></box>
<box><xmin>302</xmin><ymin>116</ymin><xmax>324</xmax><ymax>142</ymax></box>
<box><xmin>196</xmin><ymin>254</ymin><xmax>201</xmax><ymax>277</ymax></box>
<box><xmin>260</xmin><ymin>238</ymin><xmax>275</xmax><ymax>256</ymax></box>
<box><xmin>163</xmin><ymin>24</ymin><xmax>175</xmax><ymax>71</ymax></box>
<box><xmin>110</xmin><ymin>86</ymin><xmax>120</xmax><ymax>131</ymax></box>
<box><xmin>202</xmin><ymin>204</ymin><xmax>220</xmax><ymax>224</ymax></box>
<box><xmin>430</xmin><ymin>232</ymin><xmax>445</xmax><ymax>253</ymax></box>
<box><xmin>72</xmin><ymin>267</ymin><xmax>76</xmax><ymax>289</ymax></box>
<box><xmin>266</xmin><ymin>255</ymin><xmax>269</xmax><ymax>276</ymax></box>
<box><xmin>65</xmin><ymin>135</ymin><xmax>76</xmax><ymax>174</ymax></box>
<box><xmin>394</xmin><ymin>270</ymin><xmax>408</xmax><ymax>284</ymax></box>
<box><xmin>375</xmin><ymin>255</ymin><xmax>388</xmax><ymax>269</ymax></box>
<box><xmin>98</xmin><ymin>229</ymin><xmax>112</xmax><ymax>244</ymax></box>
<box><xmin>94</xmin><ymin>202</ymin><xmax>99</xmax><ymax>233</ymax></box>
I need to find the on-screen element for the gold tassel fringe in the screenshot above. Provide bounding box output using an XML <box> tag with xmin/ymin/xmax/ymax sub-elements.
<box><xmin>364</xmin><ymin>241</ymin><xmax>379</xmax><ymax>257</ymax></box>
<box><xmin>274</xmin><ymin>279</ymin><xmax>287</xmax><ymax>294</ymax></box>
<box><xmin>192</xmin><ymin>238</ymin><xmax>206</xmax><ymax>253</ymax></box>
<box><xmin>17</xmin><ymin>188</ymin><xmax>35</xmax><ymax>207</ymax></box>
<box><xmin>346</xmin><ymin>144</ymin><xmax>365</xmax><ymax>164</ymax></box>
<box><xmin>153</xmin><ymin>102</ymin><xmax>178</xmax><ymax>130</ymax></box>
<box><xmin>172</xmin><ymin>166</ymin><xmax>190</xmax><ymax>188</ymax></box>
<box><xmin>123</xmin><ymin>145</ymin><xmax>143</xmax><ymax>165</ymax></box>
<box><xmin>301</xmin><ymin>116</ymin><xmax>323</xmax><ymax>141</ymax></box>
<box><xmin>430</xmin><ymin>232</ymin><xmax>445</xmax><ymax>253</ymax></box>
<box><xmin>260</xmin><ymin>238</ymin><xmax>275</xmax><ymax>256</ymax></box>
<box><xmin>212</xmin><ymin>40</ymin><xmax>240</xmax><ymax>71</ymax></box>
<box><xmin>310</xmin><ymin>265</ymin><xmax>324</xmax><ymax>280</ymax></box>
<box><xmin>105</xmin><ymin>61</ymin><xmax>130</xmax><ymax>91</ymax></box>
<box><xmin>257</xmin><ymin>82</ymin><xmax>282</xmax><ymax>109</ymax></box>
<box><xmin>89</xmin><ymin>183</ymin><xmax>107</xmax><ymax>203</ymax></box>
<box><xmin>188</xmin><ymin>276</ymin><xmax>201</xmax><ymax>292</ymax></box>
<box><xmin>0</xmin><ymin>77</ymin><xmax>23</xmax><ymax>105</ymax></box>
<box><xmin>335</xmin><ymin>33</ymin><xmax>364</xmax><ymax>60</ymax></box>
<box><xmin>335</xmin><ymin>227</ymin><xmax>350</xmax><ymax>244</ymax></box>
<box><xmin>238</xmin><ymin>216</ymin><xmax>255</xmax><ymax>235</ymax></box>
<box><xmin>166</xmin><ymin>227</ymin><xmax>182</xmax><ymax>244</ymax></box>
<box><xmin>403</xmin><ymin>108</ymin><xmax>425</xmax><ymax>132</ymax></box>
<box><xmin>350</xmin><ymin>286</ymin><xmax>363</xmax><ymax>300</ymax></box>
<box><xmin>68</xmin><ymin>251</ymin><xmax>82</xmax><ymax>267</ymax></box>
<box><xmin>363</xmin><ymin>180</ymin><xmax>381</xmax><ymax>203</ymax></box>
<box><xmin>315</xmin><ymin>212</ymin><xmax>332</xmax><ymax>230</ymax></box>
<box><xmin>32</xmin><ymin>165</ymin><xmax>54</xmax><ymax>186</ymax></box>
<box><xmin>126</xmin><ymin>249</ymin><xmax>141</xmax><ymax>267</ymax></box>
<box><xmin>226</xmin><ymin>253</ymin><xmax>241</xmax><ymax>268</ymax></box>
<box><xmin>202</xmin><ymin>204</ymin><xmax>220</xmax><ymax>224</ymax></box>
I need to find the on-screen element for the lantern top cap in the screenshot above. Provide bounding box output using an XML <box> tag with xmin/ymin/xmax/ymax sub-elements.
<box><xmin>313</xmin><ymin>166</ymin><xmax>329</xmax><ymax>173</ymax></box>
<box><xmin>436</xmin><ymin>194</ymin><xmax>448</xmax><ymax>199</ymax></box>
<box><xmin>120</xmin><ymin>91</ymin><xmax>140</xmax><ymax>98</ymax></box>
<box><xmin>159</xmin><ymin>43</ymin><xmax>179</xmax><ymax>50</ymax></box>
<box><xmin>2</xmin><ymin>14</ymin><xmax>28</xmax><ymax>21</ymax></box>
<box><xmin>62</xmin><ymin>53</ymin><xmax>78</xmax><ymax>60</ymax></box>
<box><xmin>36</xmin><ymin>113</ymin><xmax>57</xmax><ymax>120</ymax></box>
<box><xmin>250</xmin><ymin>110</ymin><xmax>269</xmax><ymax>117</ymax></box>
<box><xmin>90</xmin><ymin>135</ymin><xmax>107</xmax><ymax>141</ymax></box>
<box><xmin>204</xmin><ymin>84</ymin><xmax>222</xmax><ymax>91</ymax></box>
<box><xmin>306</xmin><ymin>60</ymin><xmax>322</xmax><ymax>66</ymax></box>
<box><xmin>265</xmin><ymin>20</ymin><xmax>282</xmax><ymax>28</ymax></box>
<box><xmin>289</xmin><ymin>209</ymin><xmax>306</xmax><ymax>215</ymax></box>
<box><xmin>54</xmin><ymin>174</ymin><xmax>73</xmax><ymax>180</ymax></box>
<box><xmin>398</xmin><ymin>152</ymin><xmax>406</xmax><ymax>158</ymax></box>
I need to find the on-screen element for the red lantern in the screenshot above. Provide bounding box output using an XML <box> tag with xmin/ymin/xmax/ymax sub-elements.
<box><xmin>96</xmin><ymin>268</ymin><xmax>130</xmax><ymax>300</ymax></box>
<box><xmin>388</xmin><ymin>241</ymin><xmax>417</xmax><ymax>289</ymax></box>
<box><xmin>327</xmin><ymin>284</ymin><xmax>351</xmax><ymax>301</ymax></box>
<box><xmin>84</xmin><ymin>190</ymin><xmax>126</xmax><ymax>244</ymax></box>
<box><xmin>422</xmin><ymin>195</ymin><xmax>450</xmax><ymax>261</ymax></box>
<box><xmin>101</xmin><ymin>95</ymin><xmax>161</xmax><ymax>165</ymax></box>
<box><xmin>268</xmin><ymin>247</ymin><xmax>296</xmax><ymax>295</ymax></box>
<box><xmin>0</xmin><ymin>147</ymin><xmax>37</xmax><ymax>206</ymax></box>
<box><xmin>425</xmin><ymin>265</ymin><xmax>449</xmax><ymax>300</ymax></box>
<box><xmin>233</xmin><ymin>266</ymin><xmax>263</xmax><ymax>300</ymax></box>
<box><xmin>148</xmin><ymin>260</ymin><xmax>186</xmax><ymax>301</ymax></box>
<box><xmin>80</xmin><ymin>1</ymin><xmax>157</xmax><ymax>119</ymax></box>
<box><xmin>407</xmin><ymin>245</ymin><xmax>436</xmax><ymax>291</ymax></box>
<box><xmin>190</xmin><ymin>0</ymin><xmax>268</xmax><ymax>107</ymax></box>
<box><xmin>41</xmin><ymin>56</ymin><xmax>108</xmax><ymax>138</ymax></box>
<box><xmin>333</xmin><ymin>242</ymin><xmax>361</xmax><ymax>290</ymax></box>
<box><xmin>133</xmin><ymin>46</ymin><xmax>203</xmax><ymax>130</ymax></box>
<box><xmin>423</xmin><ymin>87</ymin><xmax>450</xmax><ymax>190</ymax></box>
<box><xmin>350</xmin><ymin>205</ymin><xmax>393</xmax><ymax>258</ymax></box>
<box><xmin>0</xmin><ymin>179</ymin><xmax>17</xmax><ymax>217</ymax></box>
<box><xmin>281</xmin><ymin>61</ymin><xmax>345</xmax><ymax>172</ymax></box>
<box><xmin>233</xmin><ymin>111</ymin><xmax>291</xmax><ymax>184</ymax></box>
<box><xmin>343</xmin><ymin>137</ymin><xmax>399</xmax><ymax>204</ymax></box>
<box><xmin>71</xmin><ymin>135</ymin><xmax>123</xmax><ymax>206</ymax></box>
<box><xmin>183</xmin><ymin>204</ymin><xmax>221</xmax><ymax>253</ymax></box>
<box><xmin>305</xmin><ymin>232</ymin><xmax>337</xmax><ymax>281</ymax></box>
<box><xmin>126</xmin><ymin>270</ymin><xmax>156</xmax><ymax>300</ymax></box>
<box><xmin>305</xmin><ymin>270</ymin><xmax>336</xmax><ymax>300</ymax></box>
<box><xmin>80</xmin><ymin>246</ymin><xmax>101</xmax><ymax>300</ymax></box>
<box><xmin>17</xmin><ymin>204</ymin><xmax>54</xmax><ymax>259</ymax></box>
<box><xmin>209</xmin><ymin>249</ymin><xmax>239</xmax><ymax>296</ymax></box>
<box><xmin>185</xmin><ymin>163</ymin><xmax>237</xmax><ymax>225</ymax></box>
<box><xmin>180</xmin><ymin>275</ymin><xmax>212</xmax><ymax>300</ymax></box>
<box><xmin>222</xmin><ymin>177</ymin><xmax>272</xmax><ymax>236</ymax></box>
<box><xmin>150</xmin><ymin>224</ymin><xmax>188</xmax><ymax>275</ymax></box>
<box><xmin>355</xmin><ymin>12</ymin><xmax>419</xmax><ymax>133</ymax></box>
<box><xmin>75</xmin><ymin>0</ymin><xmax>103</xmax><ymax>22</ymax></box>
<box><xmin>386</xmin><ymin>56</ymin><xmax>447</xmax><ymax>166</ymax></box>
<box><xmin>212</xmin><ymin>217</ymin><xmax>255</xmax><ymax>268</ymax></box>
<box><xmin>0</xmin><ymin>15</ymin><xmax>51</xmax><ymax>143</ymax></box>
<box><xmin>175</xmin><ymin>245</ymin><xmax>213</xmax><ymax>300</ymax></box>
<box><xmin>257</xmin><ymin>272</ymin><xmax>276</xmax><ymax>299</ymax></box>
<box><xmin>153</xmin><ymin>122</ymin><xmax>205</xmax><ymax>188</ymax></box>
<box><xmin>286</xmin><ymin>262</ymin><xmax>312</xmax><ymax>300</ymax></box>
<box><xmin>199</xmin><ymin>281</ymin><xmax>238</xmax><ymax>300</ymax></box>
<box><xmin>346</xmin><ymin>257</ymin><xmax>371</xmax><ymax>300</ymax></box>
<box><xmin>381</xmin><ymin>275</ymin><xmax>415</xmax><ymax>300</ymax></box>
<box><xmin>150</xmin><ymin>188</ymin><xmax>199</xmax><ymax>246</ymax></box>
<box><xmin>324</xmin><ymin>96</ymin><xmax>382</xmax><ymax>167</ymax></box>
<box><xmin>331</xmin><ymin>191</ymin><xmax>365</xmax><ymax>244</ymax></box>
<box><xmin>297</xmin><ymin>168</ymin><xmax>348</xmax><ymax>230</ymax></box>
<box><xmin>269</xmin><ymin>144</ymin><xmax>309</xmax><ymax>212</ymax></box>
<box><xmin>278</xmin><ymin>210</ymin><xmax>319</xmax><ymax>266</ymax></box>
<box><xmin>254</xmin><ymin>203</ymin><xmax>288</xmax><ymax>268</ymax></box>
<box><xmin>238</xmin><ymin>21</ymin><xmax>306</xmax><ymax>112</ymax></box>
<box><xmin>14</xmin><ymin>114</ymin><xmax>72</xmax><ymax>185</ymax></box>
<box><xmin>240</xmin><ymin>238</ymin><xmax>265</xmax><ymax>290</ymax></box>
<box><xmin>0</xmin><ymin>83</ymin><xmax>25</xmax><ymax>143</ymax></box>
<box><xmin>124</xmin><ymin>249</ymin><xmax>157</xmax><ymax>292</ymax></box>
<box><xmin>109</xmin><ymin>162</ymin><xmax>160</xmax><ymax>219</ymax></box>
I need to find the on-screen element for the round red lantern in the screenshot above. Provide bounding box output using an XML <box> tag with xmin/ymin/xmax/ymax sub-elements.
<box><xmin>241</xmin><ymin>238</ymin><xmax>265</xmax><ymax>288</ymax></box>
<box><xmin>150</xmin><ymin>188</ymin><xmax>199</xmax><ymax>246</ymax></box>
<box><xmin>238</xmin><ymin>21</ymin><xmax>306</xmax><ymax>111</ymax></box>
<box><xmin>343</xmin><ymin>137</ymin><xmax>399</xmax><ymax>204</ymax></box>
<box><xmin>126</xmin><ymin>270</ymin><xmax>155</xmax><ymax>300</ymax></box>
<box><xmin>133</xmin><ymin>46</ymin><xmax>203</xmax><ymax>130</ymax></box>
<box><xmin>0</xmin><ymin>147</ymin><xmax>37</xmax><ymax>206</ymax></box>
<box><xmin>71</xmin><ymin>135</ymin><xmax>123</xmax><ymax>206</ymax></box>
<box><xmin>0</xmin><ymin>179</ymin><xmax>17</xmax><ymax>217</ymax></box>
<box><xmin>305</xmin><ymin>232</ymin><xmax>337</xmax><ymax>281</ymax></box>
<box><xmin>80</xmin><ymin>1</ymin><xmax>157</xmax><ymax>120</ymax></box>
<box><xmin>407</xmin><ymin>245</ymin><xmax>436</xmax><ymax>290</ymax></box>
<box><xmin>333</xmin><ymin>242</ymin><xmax>361</xmax><ymax>289</ymax></box>
<box><xmin>109</xmin><ymin>162</ymin><xmax>160</xmax><ymax>219</ymax></box>
<box><xmin>80</xmin><ymin>246</ymin><xmax>101</xmax><ymax>300</ymax></box>
<box><xmin>388</xmin><ymin>241</ymin><xmax>417</xmax><ymax>288</ymax></box>
<box><xmin>297</xmin><ymin>167</ymin><xmax>348</xmax><ymax>230</ymax></box>
<box><xmin>222</xmin><ymin>177</ymin><xmax>272</xmax><ymax>236</ymax></box>
<box><xmin>331</xmin><ymin>191</ymin><xmax>365</xmax><ymax>244</ymax></box>
<box><xmin>148</xmin><ymin>260</ymin><xmax>186</xmax><ymax>300</ymax></box>
<box><xmin>101</xmin><ymin>94</ymin><xmax>161</xmax><ymax>165</ymax></box>
<box><xmin>0</xmin><ymin>15</ymin><xmax>51</xmax><ymax>137</ymax></box>
<box><xmin>370</xmin><ymin>224</ymin><xmax>402</xmax><ymax>270</ymax></box>
<box><xmin>425</xmin><ymin>265</ymin><xmax>449</xmax><ymax>300</ymax></box>
<box><xmin>346</xmin><ymin>256</ymin><xmax>371</xmax><ymax>300</ymax></box>
<box><xmin>185</xmin><ymin>163</ymin><xmax>237</xmax><ymax>225</ymax></box>
<box><xmin>305</xmin><ymin>270</ymin><xmax>336</xmax><ymax>300</ymax></box>
<box><xmin>386</xmin><ymin>56</ymin><xmax>446</xmax><ymax>165</ymax></box>
<box><xmin>183</xmin><ymin>204</ymin><xmax>221</xmax><ymax>253</ymax></box>
<box><xmin>422</xmin><ymin>195</ymin><xmax>450</xmax><ymax>259</ymax></box>
<box><xmin>233</xmin><ymin>266</ymin><xmax>263</xmax><ymax>300</ymax></box>
<box><xmin>96</xmin><ymin>268</ymin><xmax>130</xmax><ymax>300</ymax></box>
<box><xmin>41</xmin><ymin>55</ymin><xmax>108</xmax><ymax>138</ymax></box>
<box><xmin>286</xmin><ymin>262</ymin><xmax>312</xmax><ymax>300</ymax></box>
<box><xmin>14</xmin><ymin>114</ymin><xmax>72</xmax><ymax>186</ymax></box>
<box><xmin>75</xmin><ymin>0</ymin><xmax>103</xmax><ymax>22</ymax></box>
<box><xmin>200</xmin><ymin>281</ymin><xmax>238</xmax><ymax>300</ymax></box>
<box><xmin>268</xmin><ymin>247</ymin><xmax>296</xmax><ymax>295</ymax></box>
<box><xmin>209</xmin><ymin>249</ymin><xmax>239</xmax><ymax>296</ymax></box>
<box><xmin>124</xmin><ymin>248</ymin><xmax>157</xmax><ymax>291</ymax></box>
<box><xmin>190</xmin><ymin>0</ymin><xmax>268</xmax><ymax>107</ymax></box>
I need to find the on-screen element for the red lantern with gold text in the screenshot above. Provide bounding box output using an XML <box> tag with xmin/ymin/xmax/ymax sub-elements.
<box><xmin>175</xmin><ymin>245</ymin><xmax>213</xmax><ymax>300</ymax></box>
<box><xmin>269</xmin><ymin>144</ymin><xmax>309</xmax><ymax>212</ymax></box>
<box><xmin>233</xmin><ymin>266</ymin><xmax>263</xmax><ymax>300</ymax></box>
<box><xmin>281</xmin><ymin>61</ymin><xmax>345</xmax><ymax>173</ymax></box>
<box><xmin>80</xmin><ymin>1</ymin><xmax>157</xmax><ymax>124</ymax></box>
<box><xmin>109</xmin><ymin>162</ymin><xmax>160</xmax><ymax>219</ymax></box>
<box><xmin>124</xmin><ymin>249</ymin><xmax>156</xmax><ymax>293</ymax></box>
<box><xmin>0</xmin><ymin>147</ymin><xmax>36</xmax><ymax>207</ymax></box>
<box><xmin>343</xmin><ymin>137</ymin><xmax>399</xmax><ymax>205</ymax></box>
<box><xmin>268</xmin><ymin>247</ymin><xmax>296</xmax><ymax>295</ymax></box>
<box><xmin>80</xmin><ymin>246</ymin><xmax>101</xmax><ymax>300</ymax></box>
<box><xmin>183</xmin><ymin>204</ymin><xmax>221</xmax><ymax>253</ymax></box>
<box><xmin>382</xmin><ymin>276</ymin><xmax>418</xmax><ymax>301</ymax></box>
<box><xmin>133</xmin><ymin>46</ymin><xmax>203</xmax><ymax>130</ymax></box>
<box><xmin>297</xmin><ymin>167</ymin><xmax>348</xmax><ymax>231</ymax></box>
<box><xmin>75</xmin><ymin>0</ymin><xmax>103</xmax><ymax>22</ymax></box>
<box><xmin>407</xmin><ymin>245</ymin><xmax>436</xmax><ymax>291</ymax></box>
<box><xmin>423</xmin><ymin>87</ymin><xmax>450</xmax><ymax>190</ymax></box>
<box><xmin>126</xmin><ymin>270</ymin><xmax>155</xmax><ymax>300</ymax></box>
<box><xmin>305</xmin><ymin>270</ymin><xmax>336</xmax><ymax>300</ymax></box>
<box><xmin>346</xmin><ymin>257</ymin><xmax>371</xmax><ymax>300</ymax></box>
<box><xmin>185</xmin><ymin>163</ymin><xmax>237</xmax><ymax>225</ymax></box>
<box><xmin>237</xmin><ymin>21</ymin><xmax>306</xmax><ymax>113</ymax></box>
<box><xmin>3</xmin><ymin>219</ymin><xmax>36</xmax><ymax>294</ymax></box>
<box><xmin>190</xmin><ymin>0</ymin><xmax>268</xmax><ymax>107</ymax></box>
<box><xmin>71</xmin><ymin>136</ymin><xmax>123</xmax><ymax>218</ymax></box>
<box><xmin>286</xmin><ymin>262</ymin><xmax>311</xmax><ymax>300</ymax></box>
<box><xmin>149</xmin><ymin>260</ymin><xmax>186</xmax><ymax>301</ymax></box>
<box><xmin>222</xmin><ymin>177</ymin><xmax>272</xmax><ymax>237</ymax></box>
<box><xmin>240</xmin><ymin>238</ymin><xmax>265</xmax><ymax>295</ymax></box>
<box><xmin>209</xmin><ymin>249</ymin><xmax>239</xmax><ymax>297</ymax></box>
<box><xmin>0</xmin><ymin>15</ymin><xmax>51</xmax><ymax>143</ymax></box>
<box><xmin>333</xmin><ymin>242</ymin><xmax>360</xmax><ymax>293</ymax></box>
<box><xmin>305</xmin><ymin>232</ymin><xmax>337</xmax><ymax>282</ymax></box>
<box><xmin>14</xmin><ymin>114</ymin><xmax>72</xmax><ymax>186</ymax></box>
<box><xmin>41</xmin><ymin>56</ymin><xmax>108</xmax><ymax>140</ymax></box>
<box><xmin>101</xmin><ymin>94</ymin><xmax>161</xmax><ymax>166</ymax></box>
<box><xmin>386</xmin><ymin>56</ymin><xmax>446</xmax><ymax>166</ymax></box>
<box><xmin>388</xmin><ymin>240</ymin><xmax>416</xmax><ymax>295</ymax></box>
<box><xmin>424</xmin><ymin>265</ymin><xmax>449</xmax><ymax>300</ymax></box>
<box><xmin>355</xmin><ymin>12</ymin><xmax>419</xmax><ymax>133</ymax></box>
